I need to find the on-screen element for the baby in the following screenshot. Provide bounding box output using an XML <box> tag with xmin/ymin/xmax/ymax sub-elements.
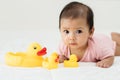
<box><xmin>58</xmin><ymin>1</ymin><xmax>120</xmax><ymax>68</ymax></box>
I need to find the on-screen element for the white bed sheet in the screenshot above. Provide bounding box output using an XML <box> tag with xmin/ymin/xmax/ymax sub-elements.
<box><xmin>0</xmin><ymin>56</ymin><xmax>120</xmax><ymax>80</ymax></box>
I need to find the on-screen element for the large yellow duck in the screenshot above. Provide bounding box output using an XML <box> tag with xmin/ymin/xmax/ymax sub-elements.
<box><xmin>5</xmin><ymin>42</ymin><xmax>47</xmax><ymax>67</ymax></box>
<box><xmin>64</xmin><ymin>54</ymin><xmax>79</xmax><ymax>67</ymax></box>
<box><xmin>42</xmin><ymin>52</ymin><xmax>59</xmax><ymax>70</ymax></box>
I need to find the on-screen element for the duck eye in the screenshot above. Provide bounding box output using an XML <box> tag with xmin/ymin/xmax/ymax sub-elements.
<box><xmin>34</xmin><ymin>47</ymin><xmax>37</xmax><ymax>49</ymax></box>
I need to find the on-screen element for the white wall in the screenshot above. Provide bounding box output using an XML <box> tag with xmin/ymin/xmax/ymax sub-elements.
<box><xmin>0</xmin><ymin>0</ymin><xmax>120</xmax><ymax>56</ymax></box>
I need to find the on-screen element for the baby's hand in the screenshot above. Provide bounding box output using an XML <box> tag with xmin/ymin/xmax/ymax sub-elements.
<box><xmin>96</xmin><ymin>56</ymin><xmax>114</xmax><ymax>68</ymax></box>
<box><xmin>59</xmin><ymin>55</ymin><xmax>69</xmax><ymax>63</ymax></box>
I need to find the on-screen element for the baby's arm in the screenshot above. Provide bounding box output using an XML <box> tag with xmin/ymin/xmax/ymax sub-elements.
<box><xmin>59</xmin><ymin>55</ymin><xmax>69</xmax><ymax>63</ymax></box>
<box><xmin>96</xmin><ymin>56</ymin><xmax>114</xmax><ymax>68</ymax></box>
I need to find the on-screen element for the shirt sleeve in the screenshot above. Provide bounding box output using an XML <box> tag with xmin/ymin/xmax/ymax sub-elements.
<box><xmin>57</xmin><ymin>42</ymin><xmax>70</xmax><ymax>57</ymax></box>
<box><xmin>95</xmin><ymin>34</ymin><xmax>116</xmax><ymax>60</ymax></box>
<box><xmin>57</xmin><ymin>42</ymin><xmax>66</xmax><ymax>55</ymax></box>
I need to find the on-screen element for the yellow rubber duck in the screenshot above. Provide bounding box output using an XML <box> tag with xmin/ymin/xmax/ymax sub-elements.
<box><xmin>5</xmin><ymin>42</ymin><xmax>47</xmax><ymax>67</ymax></box>
<box><xmin>42</xmin><ymin>52</ymin><xmax>59</xmax><ymax>70</ymax></box>
<box><xmin>64</xmin><ymin>54</ymin><xmax>79</xmax><ymax>67</ymax></box>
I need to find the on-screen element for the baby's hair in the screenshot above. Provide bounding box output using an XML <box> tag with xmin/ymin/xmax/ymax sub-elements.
<box><xmin>59</xmin><ymin>1</ymin><xmax>94</xmax><ymax>31</ymax></box>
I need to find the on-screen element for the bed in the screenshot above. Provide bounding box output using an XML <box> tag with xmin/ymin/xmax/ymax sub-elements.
<box><xmin>0</xmin><ymin>54</ymin><xmax>120</xmax><ymax>80</ymax></box>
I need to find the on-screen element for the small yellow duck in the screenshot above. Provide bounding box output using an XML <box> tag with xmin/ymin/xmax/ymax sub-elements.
<box><xmin>64</xmin><ymin>54</ymin><xmax>79</xmax><ymax>67</ymax></box>
<box><xmin>5</xmin><ymin>42</ymin><xmax>47</xmax><ymax>67</ymax></box>
<box><xmin>42</xmin><ymin>52</ymin><xmax>59</xmax><ymax>70</ymax></box>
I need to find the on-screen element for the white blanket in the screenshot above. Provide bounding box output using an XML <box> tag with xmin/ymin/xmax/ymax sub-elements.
<box><xmin>0</xmin><ymin>56</ymin><xmax>120</xmax><ymax>80</ymax></box>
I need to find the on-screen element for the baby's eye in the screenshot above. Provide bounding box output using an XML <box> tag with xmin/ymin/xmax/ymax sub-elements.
<box><xmin>76</xmin><ymin>30</ymin><xmax>82</xmax><ymax>34</ymax></box>
<box><xmin>64</xmin><ymin>30</ymin><xmax>69</xmax><ymax>34</ymax></box>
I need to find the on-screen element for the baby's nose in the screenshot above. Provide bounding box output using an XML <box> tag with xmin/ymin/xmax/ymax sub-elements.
<box><xmin>69</xmin><ymin>33</ymin><xmax>75</xmax><ymax>40</ymax></box>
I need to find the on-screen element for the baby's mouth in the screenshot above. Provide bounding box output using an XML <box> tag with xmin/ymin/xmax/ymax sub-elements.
<box><xmin>69</xmin><ymin>43</ymin><xmax>77</xmax><ymax>45</ymax></box>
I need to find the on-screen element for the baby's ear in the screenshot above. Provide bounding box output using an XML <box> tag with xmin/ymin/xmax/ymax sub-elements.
<box><xmin>89</xmin><ymin>27</ymin><xmax>94</xmax><ymax>38</ymax></box>
<box><xmin>91</xmin><ymin>27</ymin><xmax>94</xmax><ymax>33</ymax></box>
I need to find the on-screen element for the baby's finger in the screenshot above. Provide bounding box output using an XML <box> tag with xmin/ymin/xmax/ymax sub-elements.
<box><xmin>96</xmin><ymin>62</ymin><xmax>104</xmax><ymax>68</ymax></box>
<box><xmin>96</xmin><ymin>62</ymin><xmax>109</xmax><ymax>68</ymax></box>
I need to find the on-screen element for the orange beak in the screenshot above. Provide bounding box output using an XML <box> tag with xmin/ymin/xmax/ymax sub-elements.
<box><xmin>37</xmin><ymin>47</ymin><xmax>47</xmax><ymax>56</ymax></box>
<box><xmin>55</xmin><ymin>56</ymin><xmax>59</xmax><ymax>62</ymax></box>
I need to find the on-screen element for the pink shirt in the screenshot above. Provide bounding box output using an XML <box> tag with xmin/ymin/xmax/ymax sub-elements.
<box><xmin>58</xmin><ymin>33</ymin><xmax>116</xmax><ymax>62</ymax></box>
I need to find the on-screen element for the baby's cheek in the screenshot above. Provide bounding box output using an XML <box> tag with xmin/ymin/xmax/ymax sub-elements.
<box><xmin>64</xmin><ymin>36</ymin><xmax>69</xmax><ymax>44</ymax></box>
<box><xmin>65</xmin><ymin>39</ymin><xmax>69</xmax><ymax>45</ymax></box>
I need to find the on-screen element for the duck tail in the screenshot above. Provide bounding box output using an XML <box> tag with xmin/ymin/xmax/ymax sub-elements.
<box><xmin>5</xmin><ymin>52</ymin><xmax>22</xmax><ymax>66</ymax></box>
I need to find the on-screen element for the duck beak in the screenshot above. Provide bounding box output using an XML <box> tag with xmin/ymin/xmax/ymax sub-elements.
<box><xmin>37</xmin><ymin>47</ymin><xmax>47</xmax><ymax>56</ymax></box>
<box><xmin>55</xmin><ymin>56</ymin><xmax>59</xmax><ymax>62</ymax></box>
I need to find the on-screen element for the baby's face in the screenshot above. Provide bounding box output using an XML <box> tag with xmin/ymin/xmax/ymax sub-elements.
<box><xmin>60</xmin><ymin>18</ymin><xmax>93</xmax><ymax>50</ymax></box>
